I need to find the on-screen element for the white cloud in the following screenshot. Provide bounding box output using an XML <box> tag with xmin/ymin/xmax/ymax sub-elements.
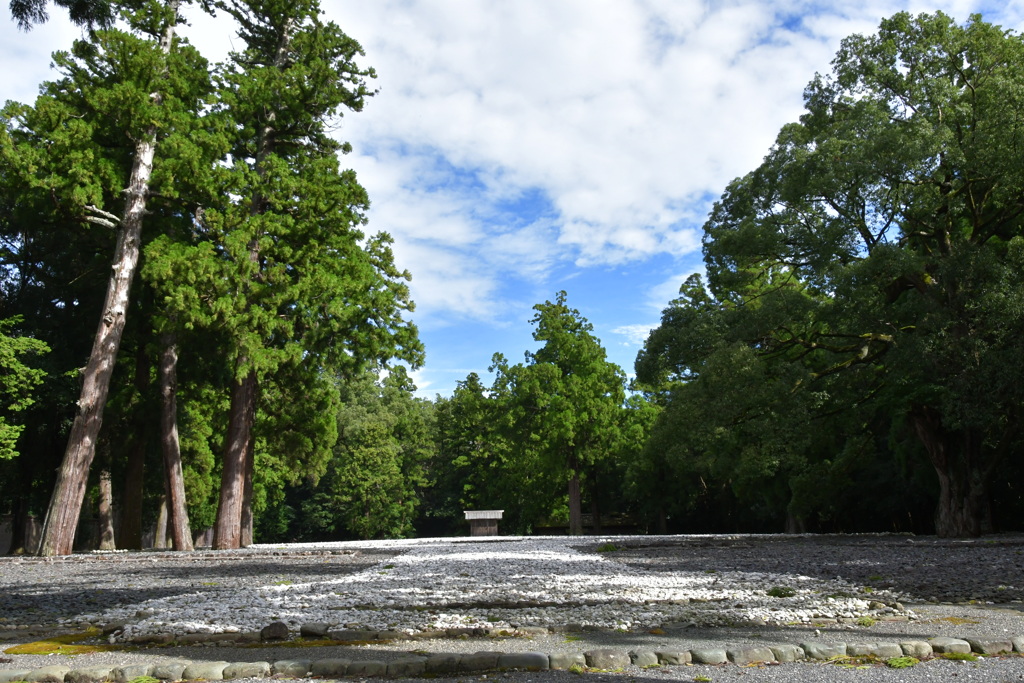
<box><xmin>612</xmin><ymin>324</ymin><xmax>657</xmax><ymax>346</ymax></box>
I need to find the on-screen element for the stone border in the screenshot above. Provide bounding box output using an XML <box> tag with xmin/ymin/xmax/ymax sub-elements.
<box><xmin>2</xmin><ymin>634</ymin><xmax>1022</xmax><ymax>681</ymax></box>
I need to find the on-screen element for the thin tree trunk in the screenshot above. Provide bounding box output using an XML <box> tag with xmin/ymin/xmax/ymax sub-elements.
<box><xmin>120</xmin><ymin>437</ymin><xmax>146</xmax><ymax>549</ymax></box>
<box><xmin>159</xmin><ymin>331</ymin><xmax>193</xmax><ymax>551</ymax></box>
<box><xmin>36</xmin><ymin>1</ymin><xmax>180</xmax><ymax>556</ymax></box>
<box><xmin>240</xmin><ymin>435</ymin><xmax>254</xmax><ymax>547</ymax></box>
<box><xmin>97</xmin><ymin>469</ymin><xmax>116</xmax><ymax>550</ymax></box>
<box><xmin>8</xmin><ymin>497</ymin><xmax>29</xmax><ymax>555</ymax></box>
<box><xmin>213</xmin><ymin>369</ymin><xmax>258</xmax><ymax>549</ymax></box>
<box><xmin>120</xmin><ymin>338</ymin><xmax>152</xmax><ymax>550</ymax></box>
<box><xmin>567</xmin><ymin>452</ymin><xmax>583</xmax><ymax>536</ymax></box>
<box><xmin>153</xmin><ymin>493</ymin><xmax>169</xmax><ymax>549</ymax></box>
<box><xmin>588</xmin><ymin>473</ymin><xmax>601</xmax><ymax>534</ymax></box>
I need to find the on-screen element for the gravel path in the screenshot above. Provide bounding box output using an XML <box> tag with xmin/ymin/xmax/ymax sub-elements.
<box><xmin>1</xmin><ymin>533</ymin><xmax>1023</xmax><ymax>682</ymax></box>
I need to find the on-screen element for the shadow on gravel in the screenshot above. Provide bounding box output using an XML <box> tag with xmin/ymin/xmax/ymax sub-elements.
<box><xmin>0</xmin><ymin>550</ymin><xmax>400</xmax><ymax>625</ymax></box>
<box><xmin>591</xmin><ymin>535</ymin><xmax>1024</xmax><ymax>604</ymax></box>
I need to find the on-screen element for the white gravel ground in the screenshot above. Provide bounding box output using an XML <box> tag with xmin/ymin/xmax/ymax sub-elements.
<box><xmin>2</xmin><ymin>534</ymin><xmax>1024</xmax><ymax>683</ymax></box>
<box><xmin>68</xmin><ymin>536</ymin><xmax>915</xmax><ymax>640</ymax></box>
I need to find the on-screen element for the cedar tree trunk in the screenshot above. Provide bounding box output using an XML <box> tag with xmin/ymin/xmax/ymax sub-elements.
<box><xmin>567</xmin><ymin>452</ymin><xmax>583</xmax><ymax>535</ymax></box>
<box><xmin>212</xmin><ymin>369</ymin><xmax>258</xmax><ymax>549</ymax></box>
<box><xmin>159</xmin><ymin>332</ymin><xmax>193</xmax><ymax>550</ymax></box>
<box><xmin>97</xmin><ymin>469</ymin><xmax>116</xmax><ymax>550</ymax></box>
<box><xmin>36</xmin><ymin>2</ymin><xmax>180</xmax><ymax>556</ymax></box>
<box><xmin>120</xmin><ymin>340</ymin><xmax>152</xmax><ymax>550</ymax></box>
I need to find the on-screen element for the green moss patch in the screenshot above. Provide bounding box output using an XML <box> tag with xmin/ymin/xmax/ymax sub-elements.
<box><xmin>3</xmin><ymin>629</ymin><xmax>122</xmax><ymax>656</ymax></box>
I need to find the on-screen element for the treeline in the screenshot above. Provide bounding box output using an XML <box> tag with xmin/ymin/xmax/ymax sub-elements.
<box><xmin>4</xmin><ymin>8</ymin><xmax>1024</xmax><ymax>549</ymax></box>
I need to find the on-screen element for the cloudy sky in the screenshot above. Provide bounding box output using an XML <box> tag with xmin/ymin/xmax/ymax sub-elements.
<box><xmin>3</xmin><ymin>1</ymin><xmax>1024</xmax><ymax>397</ymax></box>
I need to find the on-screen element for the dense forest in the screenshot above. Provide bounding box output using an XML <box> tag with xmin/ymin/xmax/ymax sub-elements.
<box><xmin>2</xmin><ymin>6</ymin><xmax>1023</xmax><ymax>553</ymax></box>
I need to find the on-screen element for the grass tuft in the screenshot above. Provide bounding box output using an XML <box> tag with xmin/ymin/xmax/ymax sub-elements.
<box><xmin>939</xmin><ymin>651</ymin><xmax>978</xmax><ymax>662</ymax></box>
<box><xmin>885</xmin><ymin>656</ymin><xmax>919</xmax><ymax>669</ymax></box>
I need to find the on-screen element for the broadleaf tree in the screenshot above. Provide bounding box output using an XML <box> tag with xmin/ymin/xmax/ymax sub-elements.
<box><xmin>645</xmin><ymin>12</ymin><xmax>1024</xmax><ymax>537</ymax></box>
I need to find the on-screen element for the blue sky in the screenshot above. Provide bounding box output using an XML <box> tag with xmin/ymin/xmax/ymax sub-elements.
<box><xmin>4</xmin><ymin>0</ymin><xmax>1024</xmax><ymax>397</ymax></box>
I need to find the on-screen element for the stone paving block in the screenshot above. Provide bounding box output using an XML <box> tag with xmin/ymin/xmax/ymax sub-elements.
<box><xmin>585</xmin><ymin>649</ymin><xmax>630</xmax><ymax>669</ymax></box>
<box><xmin>310</xmin><ymin>659</ymin><xmax>351</xmax><ymax>677</ymax></box>
<box><xmin>870</xmin><ymin>643</ymin><xmax>904</xmax><ymax>659</ymax></box>
<box><xmin>655</xmin><ymin>650</ymin><xmax>691</xmax><ymax>665</ymax></box>
<box><xmin>801</xmin><ymin>642</ymin><xmax>847</xmax><ymax>660</ymax></box>
<box><xmin>327</xmin><ymin>629</ymin><xmax>377</xmax><ymax>641</ymax></box>
<box><xmin>425</xmin><ymin>653</ymin><xmax>461</xmax><ymax>674</ymax></box>
<box><xmin>769</xmin><ymin>644</ymin><xmax>804</xmax><ymax>662</ymax></box>
<box><xmin>514</xmin><ymin>626</ymin><xmax>549</xmax><ymax>636</ymax></box>
<box><xmin>181</xmin><ymin>661</ymin><xmax>228</xmax><ymax>681</ymax></box>
<box><xmin>271</xmin><ymin>659</ymin><xmax>311</xmax><ymax>677</ymax></box>
<box><xmin>727</xmin><ymin>646</ymin><xmax>775</xmax><ymax>665</ymax></box>
<box><xmin>412</xmin><ymin>629</ymin><xmax>448</xmax><ymax>640</ymax></box>
<box><xmin>498</xmin><ymin>652</ymin><xmax>549</xmax><ymax>670</ymax></box>
<box><xmin>929</xmin><ymin>637</ymin><xmax>971</xmax><ymax>654</ymax></box>
<box><xmin>459</xmin><ymin>651</ymin><xmax>501</xmax><ymax>671</ymax></box>
<box><xmin>25</xmin><ymin>666</ymin><xmax>70</xmax><ymax>683</ymax></box>
<box><xmin>845</xmin><ymin>643</ymin><xmax>874</xmax><ymax>656</ymax></box>
<box><xmin>549</xmin><ymin>652</ymin><xmax>586</xmax><ymax>670</ymax></box>
<box><xmin>375</xmin><ymin>630</ymin><xmax>410</xmax><ymax>641</ymax></box>
<box><xmin>299</xmin><ymin>623</ymin><xmax>330</xmax><ymax>638</ymax></box>
<box><xmin>900</xmin><ymin>641</ymin><xmax>932</xmax><ymax>658</ymax></box>
<box><xmin>223</xmin><ymin>662</ymin><xmax>270</xmax><ymax>679</ymax></box>
<box><xmin>0</xmin><ymin>670</ymin><xmax>32</xmax><ymax>683</ymax></box>
<box><xmin>260</xmin><ymin>622</ymin><xmax>289</xmax><ymax>641</ymax></box>
<box><xmin>967</xmin><ymin>638</ymin><xmax>1013</xmax><ymax>655</ymax></box>
<box><xmin>65</xmin><ymin>666</ymin><xmax>113</xmax><ymax>683</ymax></box>
<box><xmin>446</xmin><ymin>628</ymin><xmax>478</xmax><ymax>638</ymax></box>
<box><xmin>346</xmin><ymin>660</ymin><xmax>387</xmax><ymax>677</ymax></box>
<box><xmin>386</xmin><ymin>657</ymin><xmax>428</xmax><ymax>677</ymax></box>
<box><xmin>150</xmin><ymin>662</ymin><xmax>188</xmax><ymax>680</ymax></box>
<box><xmin>1014</xmin><ymin>636</ymin><xmax>1024</xmax><ymax>653</ymax></box>
<box><xmin>629</xmin><ymin>650</ymin><xmax>659</xmax><ymax>667</ymax></box>
<box><xmin>690</xmin><ymin>648</ymin><xmax>728</xmax><ymax>665</ymax></box>
<box><xmin>111</xmin><ymin>665</ymin><xmax>153</xmax><ymax>683</ymax></box>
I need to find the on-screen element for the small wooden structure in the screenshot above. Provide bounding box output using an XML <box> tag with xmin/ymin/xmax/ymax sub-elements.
<box><xmin>464</xmin><ymin>510</ymin><xmax>503</xmax><ymax>536</ymax></box>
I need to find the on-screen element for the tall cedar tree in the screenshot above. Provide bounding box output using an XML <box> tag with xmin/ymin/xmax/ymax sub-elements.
<box><xmin>2</xmin><ymin>0</ymin><xmax>213</xmax><ymax>555</ymax></box>
<box><xmin>145</xmin><ymin>0</ymin><xmax>422</xmax><ymax>549</ymax></box>
<box><xmin>494</xmin><ymin>292</ymin><xmax>625</xmax><ymax>535</ymax></box>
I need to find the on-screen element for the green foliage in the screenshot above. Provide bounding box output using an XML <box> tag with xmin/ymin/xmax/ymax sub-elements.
<box><xmin>269</xmin><ymin>368</ymin><xmax>434</xmax><ymax>541</ymax></box>
<box><xmin>636</xmin><ymin>12</ymin><xmax>1024</xmax><ymax>536</ymax></box>
<box><xmin>0</xmin><ymin>318</ymin><xmax>48</xmax><ymax>460</ymax></box>
<box><xmin>765</xmin><ymin>586</ymin><xmax>796</xmax><ymax>598</ymax></box>
<box><xmin>492</xmin><ymin>292</ymin><xmax>628</xmax><ymax>533</ymax></box>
